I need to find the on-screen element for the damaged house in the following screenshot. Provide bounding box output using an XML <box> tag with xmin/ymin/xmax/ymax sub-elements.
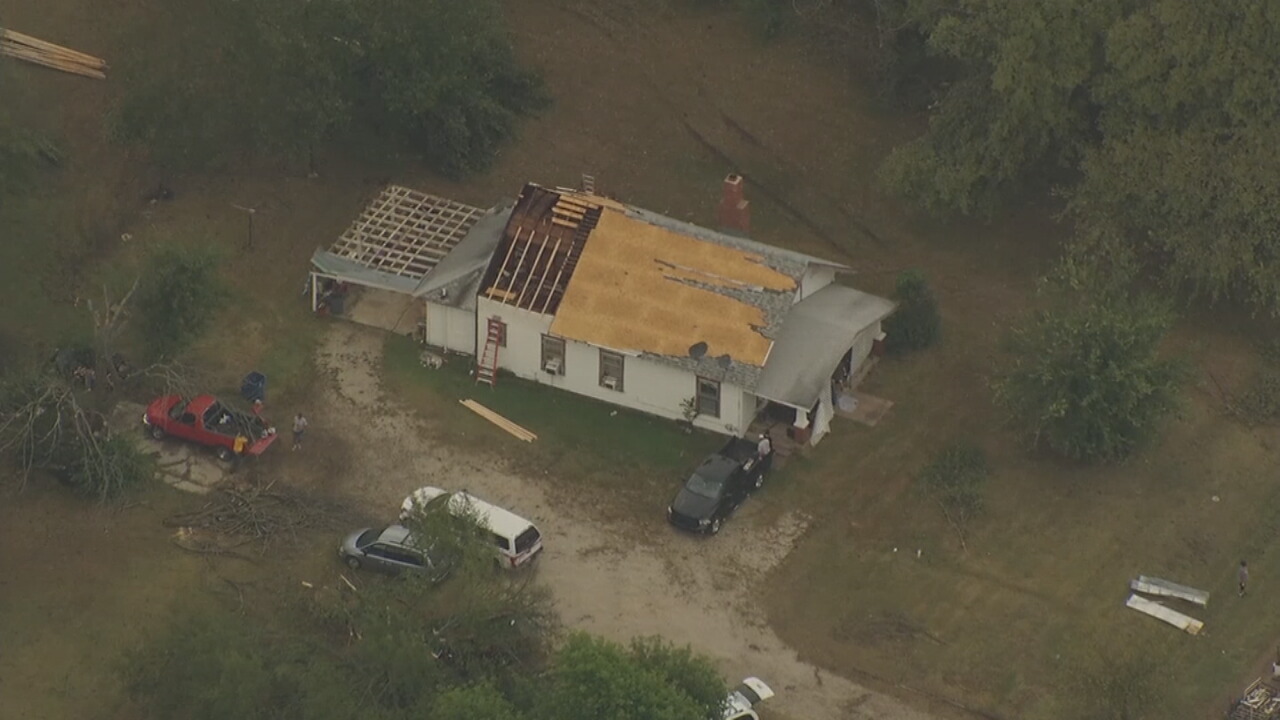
<box><xmin>309</xmin><ymin>176</ymin><xmax>895</xmax><ymax>445</ymax></box>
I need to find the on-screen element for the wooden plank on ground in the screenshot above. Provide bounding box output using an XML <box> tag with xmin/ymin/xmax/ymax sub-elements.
<box><xmin>460</xmin><ymin>399</ymin><xmax>537</xmax><ymax>442</ymax></box>
<box><xmin>1125</xmin><ymin>594</ymin><xmax>1204</xmax><ymax>635</ymax></box>
<box><xmin>1131</xmin><ymin>576</ymin><xmax>1210</xmax><ymax>608</ymax></box>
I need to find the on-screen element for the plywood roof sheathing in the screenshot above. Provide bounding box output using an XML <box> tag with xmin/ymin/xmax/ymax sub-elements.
<box><xmin>548</xmin><ymin>208</ymin><xmax>795</xmax><ymax>364</ymax></box>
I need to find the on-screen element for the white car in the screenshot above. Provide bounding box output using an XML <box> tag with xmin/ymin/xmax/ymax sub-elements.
<box><xmin>723</xmin><ymin>677</ymin><xmax>774</xmax><ymax>720</ymax></box>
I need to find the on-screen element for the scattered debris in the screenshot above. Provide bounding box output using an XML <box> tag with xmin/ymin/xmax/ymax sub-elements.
<box><xmin>1230</xmin><ymin>678</ymin><xmax>1280</xmax><ymax>720</ymax></box>
<box><xmin>1130</xmin><ymin>575</ymin><xmax>1209</xmax><ymax>607</ymax></box>
<box><xmin>0</xmin><ymin>29</ymin><xmax>107</xmax><ymax>79</ymax></box>
<box><xmin>460</xmin><ymin>399</ymin><xmax>537</xmax><ymax>442</ymax></box>
<box><xmin>1125</xmin><ymin>593</ymin><xmax>1204</xmax><ymax>635</ymax></box>
<box><xmin>420</xmin><ymin>350</ymin><xmax>444</xmax><ymax>369</ymax></box>
<box><xmin>164</xmin><ymin>482</ymin><xmax>341</xmax><ymax>546</ymax></box>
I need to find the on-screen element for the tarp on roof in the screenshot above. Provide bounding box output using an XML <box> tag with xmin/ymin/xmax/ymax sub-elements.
<box><xmin>753</xmin><ymin>284</ymin><xmax>896</xmax><ymax>408</ymax></box>
<box><xmin>310</xmin><ymin>249</ymin><xmax>421</xmax><ymax>294</ymax></box>
<box><xmin>412</xmin><ymin>203</ymin><xmax>512</xmax><ymax>307</ymax></box>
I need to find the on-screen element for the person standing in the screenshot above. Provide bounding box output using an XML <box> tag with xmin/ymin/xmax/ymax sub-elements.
<box><xmin>756</xmin><ymin>432</ymin><xmax>772</xmax><ymax>460</ymax></box>
<box><xmin>1239</xmin><ymin>560</ymin><xmax>1250</xmax><ymax>597</ymax></box>
<box><xmin>292</xmin><ymin>413</ymin><xmax>309</xmax><ymax>451</ymax></box>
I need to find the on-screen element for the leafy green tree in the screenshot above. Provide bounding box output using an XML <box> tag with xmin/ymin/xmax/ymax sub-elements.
<box><xmin>351</xmin><ymin>0</ymin><xmax>547</xmax><ymax>176</ymax></box>
<box><xmin>628</xmin><ymin>637</ymin><xmax>727</xmax><ymax>720</ymax></box>
<box><xmin>882</xmin><ymin>269</ymin><xmax>940</xmax><ymax>355</ymax></box>
<box><xmin>535</xmin><ymin>633</ymin><xmax>722</xmax><ymax>720</ymax></box>
<box><xmin>878</xmin><ymin>0</ymin><xmax>1120</xmax><ymax>215</ymax></box>
<box><xmin>111</xmin><ymin>0</ymin><xmax>544</xmax><ymax>176</ymax></box>
<box><xmin>135</xmin><ymin>246</ymin><xmax>226</xmax><ymax>358</ymax></box>
<box><xmin>991</xmin><ymin>274</ymin><xmax>1182</xmax><ymax>463</ymax></box>
<box><xmin>430</xmin><ymin>683</ymin><xmax>524</xmax><ymax>720</ymax></box>
<box><xmin>1067</xmin><ymin>1</ymin><xmax>1280</xmax><ymax>311</ymax></box>
<box><xmin>110</xmin><ymin>0</ymin><xmax>352</xmax><ymax>171</ymax></box>
<box><xmin>879</xmin><ymin>0</ymin><xmax>1280</xmax><ymax>313</ymax></box>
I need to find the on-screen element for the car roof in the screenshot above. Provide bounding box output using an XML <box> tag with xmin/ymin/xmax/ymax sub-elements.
<box><xmin>377</xmin><ymin>525</ymin><xmax>414</xmax><ymax>546</ymax></box>
<box><xmin>404</xmin><ymin>487</ymin><xmax>538</xmax><ymax>538</ymax></box>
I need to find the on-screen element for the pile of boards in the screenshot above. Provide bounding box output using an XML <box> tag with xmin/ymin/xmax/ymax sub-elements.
<box><xmin>1124</xmin><ymin>574</ymin><xmax>1209</xmax><ymax>635</ymax></box>
<box><xmin>1</xmin><ymin>29</ymin><xmax>107</xmax><ymax>80</ymax></box>
<box><xmin>460</xmin><ymin>399</ymin><xmax>537</xmax><ymax>442</ymax></box>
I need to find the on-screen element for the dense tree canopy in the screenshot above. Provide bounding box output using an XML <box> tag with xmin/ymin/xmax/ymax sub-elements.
<box><xmin>991</xmin><ymin>267</ymin><xmax>1183</xmax><ymax>463</ymax></box>
<box><xmin>878</xmin><ymin>0</ymin><xmax>1280</xmax><ymax>311</ymax></box>
<box><xmin>111</xmin><ymin>0</ymin><xmax>545</xmax><ymax>176</ymax></box>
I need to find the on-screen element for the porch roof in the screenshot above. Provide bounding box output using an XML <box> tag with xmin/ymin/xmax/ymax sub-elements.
<box><xmin>753</xmin><ymin>284</ymin><xmax>896</xmax><ymax>409</ymax></box>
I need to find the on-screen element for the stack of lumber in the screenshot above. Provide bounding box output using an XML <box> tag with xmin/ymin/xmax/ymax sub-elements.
<box><xmin>1</xmin><ymin>29</ymin><xmax>107</xmax><ymax>80</ymax></box>
<box><xmin>460</xmin><ymin>399</ymin><xmax>537</xmax><ymax>442</ymax></box>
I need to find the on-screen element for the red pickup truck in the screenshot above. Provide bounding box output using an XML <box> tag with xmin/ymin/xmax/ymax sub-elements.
<box><xmin>143</xmin><ymin>394</ymin><xmax>278</xmax><ymax>461</ymax></box>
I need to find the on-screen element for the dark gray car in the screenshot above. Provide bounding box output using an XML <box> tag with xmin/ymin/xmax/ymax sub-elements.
<box><xmin>338</xmin><ymin>525</ymin><xmax>450</xmax><ymax>581</ymax></box>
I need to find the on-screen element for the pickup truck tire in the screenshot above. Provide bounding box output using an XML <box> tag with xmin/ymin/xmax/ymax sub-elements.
<box><xmin>709</xmin><ymin>518</ymin><xmax>723</xmax><ymax>535</ymax></box>
<box><xmin>149</xmin><ymin>425</ymin><xmax>166</xmax><ymax>440</ymax></box>
<box><xmin>216</xmin><ymin>447</ymin><xmax>233</xmax><ymax>462</ymax></box>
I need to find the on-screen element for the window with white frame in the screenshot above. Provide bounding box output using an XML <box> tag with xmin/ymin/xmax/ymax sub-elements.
<box><xmin>696</xmin><ymin>376</ymin><xmax>720</xmax><ymax>418</ymax></box>
<box><xmin>599</xmin><ymin>350</ymin><xmax>624</xmax><ymax>392</ymax></box>
<box><xmin>541</xmin><ymin>335</ymin><xmax>565</xmax><ymax>375</ymax></box>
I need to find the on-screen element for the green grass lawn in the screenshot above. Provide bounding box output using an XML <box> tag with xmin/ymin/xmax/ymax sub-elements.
<box><xmin>382</xmin><ymin>334</ymin><xmax>722</xmax><ymax>498</ymax></box>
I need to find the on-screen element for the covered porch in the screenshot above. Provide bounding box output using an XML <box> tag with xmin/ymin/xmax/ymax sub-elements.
<box><xmin>748</xmin><ymin>284</ymin><xmax>896</xmax><ymax>448</ymax></box>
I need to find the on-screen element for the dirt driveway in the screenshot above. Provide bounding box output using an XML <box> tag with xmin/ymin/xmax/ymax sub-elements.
<box><xmin>303</xmin><ymin>322</ymin><xmax>935</xmax><ymax>720</ymax></box>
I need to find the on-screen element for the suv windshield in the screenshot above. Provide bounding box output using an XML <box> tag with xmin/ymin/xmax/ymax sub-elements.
<box><xmin>356</xmin><ymin>529</ymin><xmax>381</xmax><ymax>548</ymax></box>
<box><xmin>685</xmin><ymin>472</ymin><xmax>724</xmax><ymax>498</ymax></box>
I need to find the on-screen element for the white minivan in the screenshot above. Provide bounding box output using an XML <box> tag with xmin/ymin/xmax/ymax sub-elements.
<box><xmin>400</xmin><ymin>486</ymin><xmax>543</xmax><ymax>569</ymax></box>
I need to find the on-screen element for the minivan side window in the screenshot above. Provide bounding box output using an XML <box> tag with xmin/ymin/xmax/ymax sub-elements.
<box><xmin>492</xmin><ymin>533</ymin><xmax>511</xmax><ymax>551</ymax></box>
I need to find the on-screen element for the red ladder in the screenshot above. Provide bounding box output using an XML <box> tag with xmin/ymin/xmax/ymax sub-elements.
<box><xmin>476</xmin><ymin>319</ymin><xmax>503</xmax><ymax>386</ymax></box>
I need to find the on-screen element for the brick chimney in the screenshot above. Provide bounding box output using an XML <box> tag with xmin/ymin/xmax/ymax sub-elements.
<box><xmin>717</xmin><ymin>173</ymin><xmax>750</xmax><ymax>236</ymax></box>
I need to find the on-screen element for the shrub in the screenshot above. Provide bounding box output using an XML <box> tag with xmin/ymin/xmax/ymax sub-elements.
<box><xmin>135</xmin><ymin>247</ymin><xmax>227</xmax><ymax>358</ymax></box>
<box><xmin>992</xmin><ymin>291</ymin><xmax>1182</xmax><ymax>463</ymax></box>
<box><xmin>883</xmin><ymin>269</ymin><xmax>940</xmax><ymax>355</ymax></box>
<box><xmin>917</xmin><ymin>442</ymin><xmax>987</xmax><ymax>549</ymax></box>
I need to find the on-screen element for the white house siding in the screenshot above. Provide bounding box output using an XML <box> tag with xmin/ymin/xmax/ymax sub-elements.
<box><xmin>798</xmin><ymin>265</ymin><xmax>836</xmax><ymax>301</ymax></box>
<box><xmin>476</xmin><ymin>296</ymin><xmax>554</xmax><ymax>378</ymax></box>
<box><xmin>849</xmin><ymin>320</ymin><xmax>882</xmax><ymax>372</ymax></box>
<box><xmin>424</xmin><ymin>301</ymin><xmax>477</xmax><ymax>355</ymax></box>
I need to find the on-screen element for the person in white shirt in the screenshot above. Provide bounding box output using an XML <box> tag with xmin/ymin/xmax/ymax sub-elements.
<box><xmin>756</xmin><ymin>433</ymin><xmax>772</xmax><ymax>459</ymax></box>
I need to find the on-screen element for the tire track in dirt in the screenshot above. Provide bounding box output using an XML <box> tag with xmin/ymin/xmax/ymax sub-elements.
<box><xmin>306</xmin><ymin>322</ymin><xmax>938</xmax><ymax>720</ymax></box>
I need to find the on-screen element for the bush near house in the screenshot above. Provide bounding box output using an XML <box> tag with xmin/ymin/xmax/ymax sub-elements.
<box><xmin>135</xmin><ymin>246</ymin><xmax>227</xmax><ymax>359</ymax></box>
<box><xmin>882</xmin><ymin>269</ymin><xmax>940</xmax><ymax>356</ymax></box>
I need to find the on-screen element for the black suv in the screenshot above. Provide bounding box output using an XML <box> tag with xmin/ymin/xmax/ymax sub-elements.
<box><xmin>667</xmin><ymin>437</ymin><xmax>772</xmax><ymax>535</ymax></box>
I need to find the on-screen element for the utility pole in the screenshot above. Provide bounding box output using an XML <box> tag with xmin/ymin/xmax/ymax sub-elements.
<box><xmin>232</xmin><ymin>204</ymin><xmax>257</xmax><ymax>250</ymax></box>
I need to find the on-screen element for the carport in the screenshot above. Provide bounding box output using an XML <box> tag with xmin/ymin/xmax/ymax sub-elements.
<box><xmin>309</xmin><ymin>185</ymin><xmax>486</xmax><ymax>334</ymax></box>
